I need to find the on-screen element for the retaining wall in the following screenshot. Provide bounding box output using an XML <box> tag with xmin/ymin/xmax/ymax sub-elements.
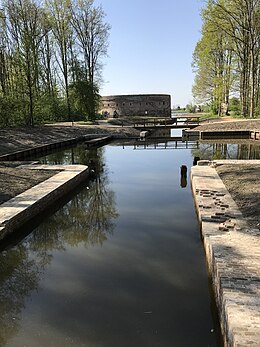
<box><xmin>0</xmin><ymin>135</ymin><xmax>112</xmax><ymax>161</ymax></box>
<box><xmin>0</xmin><ymin>165</ymin><xmax>89</xmax><ymax>240</ymax></box>
<box><xmin>191</xmin><ymin>161</ymin><xmax>260</xmax><ymax>346</ymax></box>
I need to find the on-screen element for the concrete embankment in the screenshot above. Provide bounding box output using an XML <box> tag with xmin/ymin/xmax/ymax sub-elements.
<box><xmin>0</xmin><ymin>134</ymin><xmax>114</xmax><ymax>240</ymax></box>
<box><xmin>0</xmin><ymin>164</ymin><xmax>88</xmax><ymax>240</ymax></box>
<box><xmin>0</xmin><ymin>135</ymin><xmax>113</xmax><ymax>161</ymax></box>
<box><xmin>191</xmin><ymin>161</ymin><xmax>260</xmax><ymax>346</ymax></box>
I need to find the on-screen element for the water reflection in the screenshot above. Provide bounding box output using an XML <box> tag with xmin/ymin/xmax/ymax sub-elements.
<box><xmin>0</xmin><ymin>138</ymin><xmax>256</xmax><ymax>346</ymax></box>
<box><xmin>39</xmin><ymin>146</ymin><xmax>119</xmax><ymax>244</ymax></box>
<box><xmin>0</xmin><ymin>148</ymin><xmax>118</xmax><ymax>345</ymax></box>
<box><xmin>0</xmin><ymin>245</ymin><xmax>42</xmax><ymax>346</ymax></box>
<box><xmin>192</xmin><ymin>142</ymin><xmax>260</xmax><ymax>160</ymax></box>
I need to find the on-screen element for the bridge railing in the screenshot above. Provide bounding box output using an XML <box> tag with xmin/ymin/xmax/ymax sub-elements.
<box><xmin>132</xmin><ymin>116</ymin><xmax>201</xmax><ymax>128</ymax></box>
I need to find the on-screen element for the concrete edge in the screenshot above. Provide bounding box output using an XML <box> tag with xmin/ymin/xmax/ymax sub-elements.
<box><xmin>0</xmin><ymin>164</ymin><xmax>89</xmax><ymax>240</ymax></box>
<box><xmin>191</xmin><ymin>161</ymin><xmax>260</xmax><ymax>346</ymax></box>
<box><xmin>0</xmin><ymin>134</ymin><xmax>114</xmax><ymax>161</ymax></box>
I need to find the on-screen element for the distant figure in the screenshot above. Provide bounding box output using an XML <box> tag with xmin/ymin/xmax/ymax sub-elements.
<box><xmin>193</xmin><ymin>156</ymin><xmax>200</xmax><ymax>166</ymax></box>
<box><xmin>180</xmin><ymin>165</ymin><xmax>187</xmax><ymax>188</ymax></box>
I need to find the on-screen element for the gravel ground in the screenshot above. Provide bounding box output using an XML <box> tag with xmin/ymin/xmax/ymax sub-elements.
<box><xmin>0</xmin><ymin>162</ymin><xmax>57</xmax><ymax>205</ymax></box>
<box><xmin>216</xmin><ymin>164</ymin><xmax>260</xmax><ymax>229</ymax></box>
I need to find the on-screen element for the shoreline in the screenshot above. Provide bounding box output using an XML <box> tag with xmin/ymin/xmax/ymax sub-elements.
<box><xmin>0</xmin><ymin>122</ymin><xmax>260</xmax><ymax>346</ymax></box>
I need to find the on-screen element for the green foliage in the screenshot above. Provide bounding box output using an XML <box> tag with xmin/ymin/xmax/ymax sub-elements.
<box><xmin>228</xmin><ymin>97</ymin><xmax>240</xmax><ymax>116</ymax></box>
<box><xmin>0</xmin><ymin>0</ymin><xmax>110</xmax><ymax>128</ymax></box>
<box><xmin>69</xmin><ymin>79</ymin><xmax>100</xmax><ymax>121</ymax></box>
<box><xmin>69</xmin><ymin>62</ymin><xmax>101</xmax><ymax>121</ymax></box>
<box><xmin>0</xmin><ymin>96</ymin><xmax>24</xmax><ymax>127</ymax></box>
<box><xmin>34</xmin><ymin>95</ymin><xmax>69</xmax><ymax>124</ymax></box>
<box><xmin>185</xmin><ymin>103</ymin><xmax>196</xmax><ymax>113</ymax></box>
<box><xmin>193</xmin><ymin>0</ymin><xmax>260</xmax><ymax>118</ymax></box>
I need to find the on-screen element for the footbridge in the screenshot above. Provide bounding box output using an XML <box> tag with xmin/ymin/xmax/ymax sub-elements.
<box><xmin>132</xmin><ymin>115</ymin><xmax>201</xmax><ymax>130</ymax></box>
<box><xmin>116</xmin><ymin>137</ymin><xmax>200</xmax><ymax>150</ymax></box>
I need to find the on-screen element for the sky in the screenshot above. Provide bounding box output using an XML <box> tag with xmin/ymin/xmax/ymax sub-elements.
<box><xmin>97</xmin><ymin>0</ymin><xmax>203</xmax><ymax>108</ymax></box>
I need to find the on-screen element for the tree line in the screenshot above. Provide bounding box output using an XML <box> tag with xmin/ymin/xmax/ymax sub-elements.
<box><xmin>0</xmin><ymin>0</ymin><xmax>110</xmax><ymax>127</ymax></box>
<box><xmin>192</xmin><ymin>0</ymin><xmax>260</xmax><ymax>118</ymax></box>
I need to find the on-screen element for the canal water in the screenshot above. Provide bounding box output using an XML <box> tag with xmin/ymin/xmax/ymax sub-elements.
<box><xmin>1</xmin><ymin>138</ymin><xmax>259</xmax><ymax>347</ymax></box>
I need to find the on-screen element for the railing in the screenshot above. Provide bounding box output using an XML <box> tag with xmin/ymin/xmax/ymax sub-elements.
<box><xmin>132</xmin><ymin>116</ymin><xmax>201</xmax><ymax>129</ymax></box>
<box><xmin>132</xmin><ymin>140</ymin><xmax>200</xmax><ymax>150</ymax></box>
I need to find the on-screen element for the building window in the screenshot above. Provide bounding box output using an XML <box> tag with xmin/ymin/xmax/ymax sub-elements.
<box><xmin>123</xmin><ymin>103</ymin><xmax>125</xmax><ymax>106</ymax></box>
<box><xmin>108</xmin><ymin>104</ymin><xmax>110</xmax><ymax>106</ymax></box>
<box><xmin>163</xmin><ymin>101</ymin><xmax>165</xmax><ymax>105</ymax></box>
<box><xmin>130</xmin><ymin>103</ymin><xmax>132</xmax><ymax>106</ymax></box>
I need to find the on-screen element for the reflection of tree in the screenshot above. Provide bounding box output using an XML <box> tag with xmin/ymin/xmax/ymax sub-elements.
<box><xmin>0</xmin><ymin>245</ymin><xmax>41</xmax><ymax>346</ymax></box>
<box><xmin>30</xmin><ymin>146</ymin><xmax>118</xmax><ymax>251</ymax></box>
<box><xmin>0</xmin><ymin>145</ymin><xmax>118</xmax><ymax>345</ymax></box>
<box><xmin>68</xmin><ymin>147</ymin><xmax>118</xmax><ymax>246</ymax></box>
<box><xmin>84</xmin><ymin>175</ymin><xmax>118</xmax><ymax>245</ymax></box>
<box><xmin>39</xmin><ymin>143</ymin><xmax>95</xmax><ymax>165</ymax></box>
<box><xmin>192</xmin><ymin>142</ymin><xmax>260</xmax><ymax>161</ymax></box>
<box><xmin>237</xmin><ymin>143</ymin><xmax>260</xmax><ymax>159</ymax></box>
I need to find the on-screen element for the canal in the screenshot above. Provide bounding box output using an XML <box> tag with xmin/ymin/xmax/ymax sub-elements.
<box><xmin>1</xmin><ymin>139</ymin><xmax>259</xmax><ymax>346</ymax></box>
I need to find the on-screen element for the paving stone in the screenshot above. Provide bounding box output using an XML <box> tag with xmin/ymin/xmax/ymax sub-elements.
<box><xmin>191</xmin><ymin>161</ymin><xmax>260</xmax><ymax>347</ymax></box>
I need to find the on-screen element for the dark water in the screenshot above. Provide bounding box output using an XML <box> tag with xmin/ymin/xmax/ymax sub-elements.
<box><xmin>0</xmin><ymin>140</ymin><xmax>235</xmax><ymax>347</ymax></box>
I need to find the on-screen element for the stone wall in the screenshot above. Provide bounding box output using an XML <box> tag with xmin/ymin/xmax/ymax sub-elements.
<box><xmin>100</xmin><ymin>94</ymin><xmax>171</xmax><ymax>117</ymax></box>
<box><xmin>191</xmin><ymin>161</ymin><xmax>260</xmax><ymax>346</ymax></box>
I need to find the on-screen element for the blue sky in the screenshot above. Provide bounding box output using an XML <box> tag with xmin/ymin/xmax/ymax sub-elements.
<box><xmin>97</xmin><ymin>0</ymin><xmax>203</xmax><ymax>108</ymax></box>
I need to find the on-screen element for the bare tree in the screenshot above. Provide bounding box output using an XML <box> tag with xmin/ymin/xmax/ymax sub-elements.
<box><xmin>45</xmin><ymin>0</ymin><xmax>73</xmax><ymax>121</ymax></box>
<box><xmin>7</xmin><ymin>0</ymin><xmax>48</xmax><ymax>126</ymax></box>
